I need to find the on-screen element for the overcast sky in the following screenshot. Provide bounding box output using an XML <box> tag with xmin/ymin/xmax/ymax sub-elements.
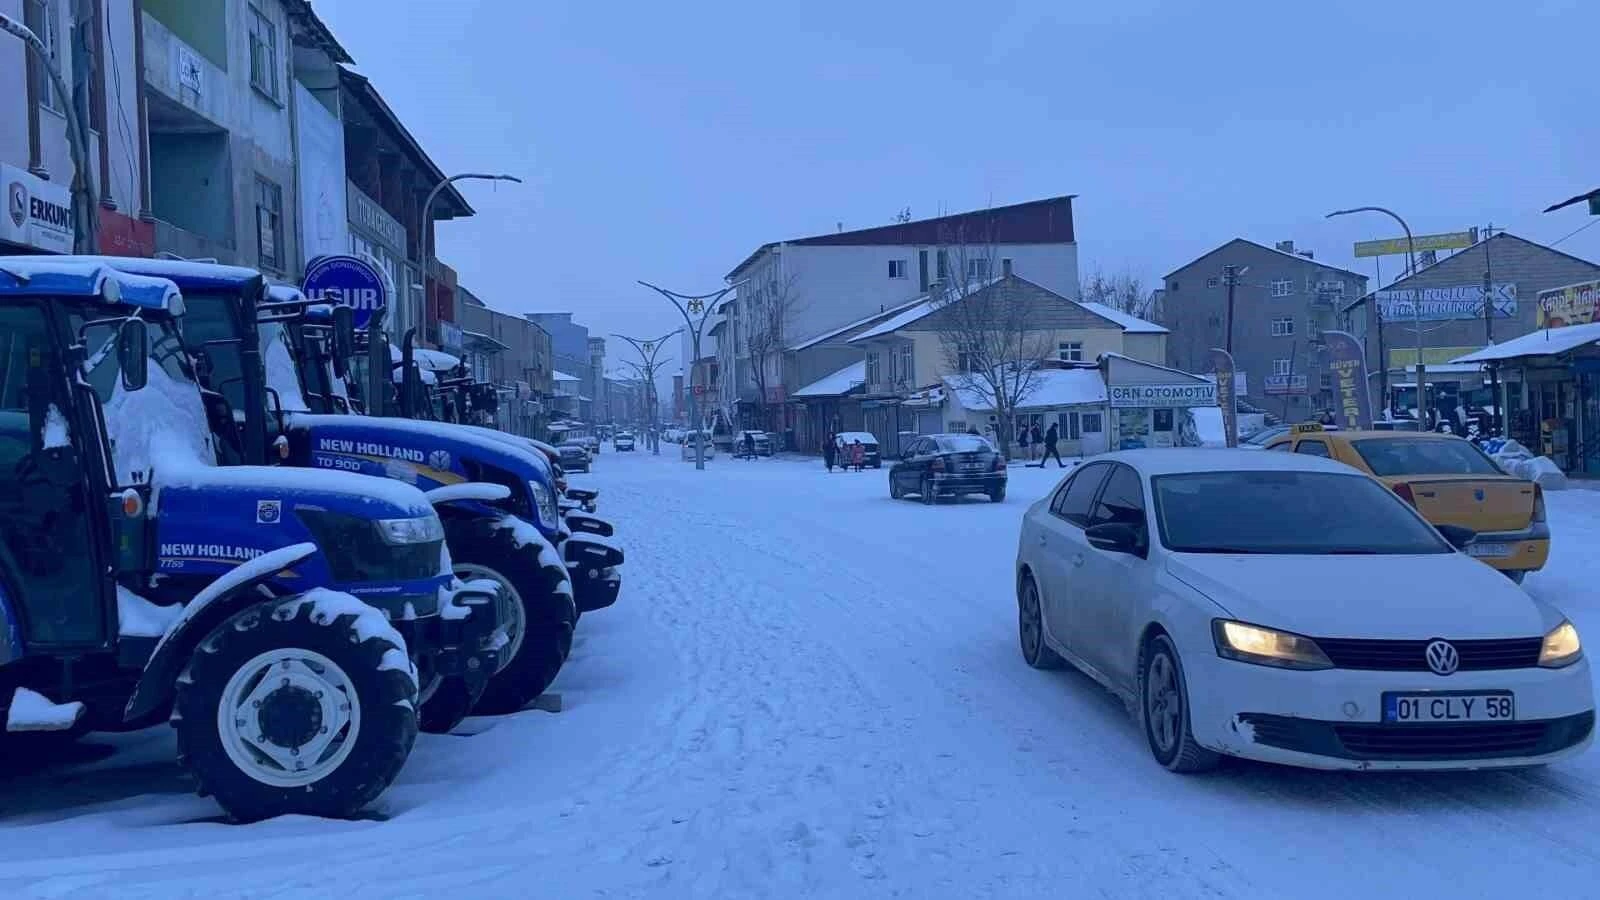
<box><xmin>317</xmin><ymin>0</ymin><xmax>1600</xmax><ymax>352</ymax></box>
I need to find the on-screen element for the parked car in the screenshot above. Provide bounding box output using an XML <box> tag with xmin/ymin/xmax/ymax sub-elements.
<box><xmin>1261</xmin><ymin>424</ymin><xmax>1547</xmax><ymax>582</ymax></box>
<box><xmin>1015</xmin><ymin>448</ymin><xmax>1593</xmax><ymax>773</ymax></box>
<box><xmin>558</xmin><ymin>440</ymin><xmax>592</xmax><ymax>473</ymax></box>
<box><xmin>583</xmin><ymin>434</ymin><xmax>601</xmax><ymax>455</ymax></box>
<box><xmin>736</xmin><ymin>430</ymin><xmax>772</xmax><ymax>457</ymax></box>
<box><xmin>615</xmin><ymin>431</ymin><xmax>636</xmax><ymax>451</ymax></box>
<box><xmin>681</xmin><ymin>431</ymin><xmax>716</xmax><ymax>461</ymax></box>
<box><xmin>835</xmin><ymin>431</ymin><xmax>882</xmax><ymax>468</ymax></box>
<box><xmin>889</xmin><ymin>433</ymin><xmax>1006</xmax><ymax>503</ymax></box>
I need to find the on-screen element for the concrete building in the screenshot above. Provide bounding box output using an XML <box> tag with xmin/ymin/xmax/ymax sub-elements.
<box><xmin>526</xmin><ymin>312</ymin><xmax>592</xmax><ymax>421</ymax></box>
<box><xmin>587</xmin><ymin>336</ymin><xmax>607</xmax><ymax>423</ymax></box>
<box><xmin>717</xmin><ymin>196</ymin><xmax>1078</xmax><ymax>434</ymax></box>
<box><xmin>1</xmin><ymin>0</ymin><xmax>151</xmax><ymax>256</ymax></box>
<box><xmin>1161</xmin><ymin>238</ymin><xmax>1369</xmax><ymax>422</ymax></box>
<box><xmin>459</xmin><ymin>287</ymin><xmax>553</xmax><ymax>438</ymax></box>
<box><xmin>1343</xmin><ymin>233</ymin><xmax>1600</xmax><ymax>414</ymax></box>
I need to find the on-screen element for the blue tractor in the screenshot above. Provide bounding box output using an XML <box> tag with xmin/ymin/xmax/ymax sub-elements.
<box><xmin>0</xmin><ymin>260</ymin><xmax>495</xmax><ymax>821</ymax></box>
<box><xmin>53</xmin><ymin>257</ymin><xmax>620</xmax><ymax>720</ymax></box>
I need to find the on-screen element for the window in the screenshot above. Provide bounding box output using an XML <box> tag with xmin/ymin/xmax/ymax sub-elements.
<box><xmin>1088</xmin><ymin>465</ymin><xmax>1146</xmax><ymax>530</ymax></box>
<box><xmin>1057</xmin><ymin>341</ymin><xmax>1084</xmax><ymax>362</ymax></box>
<box><xmin>1169</xmin><ymin>280</ymin><xmax>1180</xmax><ymax>291</ymax></box>
<box><xmin>894</xmin><ymin>344</ymin><xmax>913</xmax><ymax>386</ymax></box>
<box><xmin>1270</xmin><ymin>317</ymin><xmax>1295</xmax><ymax>337</ymax></box>
<box><xmin>1051</xmin><ymin>462</ymin><xmax>1110</xmax><ymax>527</ymax></box>
<box><xmin>957</xmin><ymin>342</ymin><xmax>978</xmax><ymax>373</ymax></box>
<box><xmin>1270</xmin><ymin>279</ymin><xmax>1294</xmax><ymax>297</ymax></box>
<box><xmin>1081</xmin><ymin>412</ymin><xmax>1103</xmax><ymax>433</ymax></box>
<box><xmin>865</xmin><ymin>350</ymin><xmax>880</xmax><ymax>386</ymax></box>
<box><xmin>1272</xmin><ymin>358</ymin><xmax>1292</xmax><ymax>376</ymax></box>
<box><xmin>24</xmin><ymin>0</ymin><xmax>63</xmax><ymax>114</ymax></box>
<box><xmin>0</xmin><ymin>306</ymin><xmax>51</xmax><ymax>415</ymax></box>
<box><xmin>966</xmin><ymin>258</ymin><xmax>991</xmax><ymax>280</ymax></box>
<box><xmin>1294</xmin><ymin>440</ymin><xmax>1332</xmax><ymax>458</ymax></box>
<box><xmin>1206</xmin><ymin>277</ymin><xmax>1219</xmax><ymax>289</ymax></box>
<box><xmin>936</xmin><ymin>250</ymin><xmax>949</xmax><ymax>280</ymax></box>
<box><xmin>1350</xmin><ymin>438</ymin><xmax>1503</xmax><ymax>477</ymax></box>
<box><xmin>1061</xmin><ymin>412</ymin><xmax>1081</xmax><ymax>441</ymax></box>
<box><xmin>1320</xmin><ymin>372</ymin><xmax>1333</xmax><ymax>391</ymax></box>
<box><xmin>888</xmin><ymin>259</ymin><xmax>907</xmax><ymax>279</ymax></box>
<box><xmin>255</xmin><ymin>177</ymin><xmax>284</xmax><ymax>271</ymax></box>
<box><xmin>248</xmin><ymin>5</ymin><xmax>281</xmax><ymax>101</ymax></box>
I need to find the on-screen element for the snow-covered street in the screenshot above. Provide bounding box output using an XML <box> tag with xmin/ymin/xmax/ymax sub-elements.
<box><xmin>5</xmin><ymin>451</ymin><xmax>1600</xmax><ymax>899</ymax></box>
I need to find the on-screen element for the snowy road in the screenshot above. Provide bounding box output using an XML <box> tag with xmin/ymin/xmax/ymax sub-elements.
<box><xmin>5</xmin><ymin>451</ymin><xmax>1600</xmax><ymax>898</ymax></box>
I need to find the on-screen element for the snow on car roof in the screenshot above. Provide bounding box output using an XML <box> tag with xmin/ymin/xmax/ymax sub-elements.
<box><xmin>835</xmin><ymin>431</ymin><xmax>878</xmax><ymax>443</ymax></box>
<box><xmin>1105</xmin><ymin>447</ymin><xmax>1357</xmax><ymax>477</ymax></box>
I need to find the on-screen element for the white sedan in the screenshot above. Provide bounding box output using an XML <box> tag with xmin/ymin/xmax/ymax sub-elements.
<box><xmin>1015</xmin><ymin>448</ymin><xmax>1593</xmax><ymax>772</ymax></box>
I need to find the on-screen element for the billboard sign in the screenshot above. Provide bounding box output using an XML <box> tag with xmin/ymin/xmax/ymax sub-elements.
<box><xmin>1209</xmin><ymin>349</ymin><xmax>1238</xmax><ymax>447</ymax></box>
<box><xmin>1354</xmin><ymin>229</ymin><xmax>1477</xmax><ymax>258</ymax></box>
<box><xmin>1375</xmin><ymin>283</ymin><xmax>1516</xmax><ymax>322</ymax></box>
<box><xmin>1536</xmin><ymin>279</ymin><xmax>1600</xmax><ymax>328</ymax></box>
<box><xmin>303</xmin><ymin>254</ymin><xmax>387</xmax><ymax>331</ymax></box>
<box><xmin>1107</xmin><ymin>383</ymin><xmax>1217</xmax><ymax>408</ymax></box>
<box><xmin>1323</xmin><ymin>331</ymin><xmax>1373</xmax><ymax>430</ymax></box>
<box><xmin>1263</xmin><ymin>374</ymin><xmax>1309</xmax><ymax>395</ymax></box>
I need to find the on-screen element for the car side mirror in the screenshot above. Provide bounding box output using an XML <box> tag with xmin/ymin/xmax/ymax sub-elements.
<box><xmin>1085</xmin><ymin>521</ymin><xmax>1146</xmax><ymax>557</ymax></box>
<box><xmin>1436</xmin><ymin>523</ymin><xmax>1476</xmax><ymax>551</ymax></box>
<box><xmin>117</xmin><ymin>319</ymin><xmax>148</xmax><ymax>391</ymax></box>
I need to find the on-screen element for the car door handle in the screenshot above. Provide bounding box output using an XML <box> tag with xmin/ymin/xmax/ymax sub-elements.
<box><xmin>1038</xmin><ymin>533</ymin><xmax>1048</xmax><ymax>547</ymax></box>
<box><xmin>1072</xmin><ymin>554</ymin><xmax>1085</xmax><ymax>568</ymax></box>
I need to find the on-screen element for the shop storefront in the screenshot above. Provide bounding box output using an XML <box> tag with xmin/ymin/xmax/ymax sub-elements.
<box><xmin>1101</xmin><ymin>354</ymin><xmax>1218</xmax><ymax>450</ymax></box>
<box><xmin>1</xmin><ymin>164</ymin><xmax>73</xmax><ymax>254</ymax></box>
<box><xmin>347</xmin><ymin>181</ymin><xmax>421</xmax><ymax>341</ymax></box>
<box><xmin>1452</xmin><ymin>320</ymin><xmax>1600</xmax><ymax>477</ymax></box>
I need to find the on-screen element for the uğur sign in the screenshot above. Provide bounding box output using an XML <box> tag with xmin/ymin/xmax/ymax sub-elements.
<box><xmin>302</xmin><ymin>254</ymin><xmax>387</xmax><ymax>330</ymax></box>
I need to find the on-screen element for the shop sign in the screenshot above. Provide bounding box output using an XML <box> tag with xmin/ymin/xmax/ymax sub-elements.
<box><xmin>1536</xmin><ymin>279</ymin><xmax>1600</xmax><ymax>328</ymax></box>
<box><xmin>1</xmin><ymin>164</ymin><xmax>72</xmax><ymax>252</ymax></box>
<box><xmin>1324</xmin><ymin>330</ymin><xmax>1374</xmax><ymax>430</ymax></box>
<box><xmin>1263</xmin><ymin>374</ymin><xmax>1309</xmax><ymax>395</ymax></box>
<box><xmin>346</xmin><ymin>181</ymin><xmax>407</xmax><ymax>253</ymax></box>
<box><xmin>97</xmin><ymin>208</ymin><xmax>156</xmax><ymax>257</ymax></box>
<box><xmin>1375</xmin><ymin>283</ymin><xmax>1516</xmax><ymax>321</ymax></box>
<box><xmin>303</xmin><ymin>254</ymin><xmax>387</xmax><ymax>330</ymax></box>
<box><xmin>1107</xmin><ymin>383</ymin><xmax>1216</xmax><ymax>408</ymax></box>
<box><xmin>1354</xmin><ymin>230</ymin><xmax>1477</xmax><ymax>258</ymax></box>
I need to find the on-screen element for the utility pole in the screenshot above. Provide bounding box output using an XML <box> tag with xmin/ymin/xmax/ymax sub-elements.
<box><xmin>1222</xmin><ymin>264</ymin><xmax>1240</xmax><ymax>353</ymax></box>
<box><xmin>1481</xmin><ymin>223</ymin><xmax>1503</xmax><ymax>435</ymax></box>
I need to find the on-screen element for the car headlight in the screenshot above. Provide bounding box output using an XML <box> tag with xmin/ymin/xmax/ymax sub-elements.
<box><xmin>377</xmin><ymin>515</ymin><xmax>446</xmax><ymax>545</ymax></box>
<box><xmin>1540</xmin><ymin>620</ymin><xmax>1583</xmax><ymax>669</ymax></box>
<box><xmin>1212</xmin><ymin>620</ymin><xmax>1333</xmax><ymax>670</ymax></box>
<box><xmin>529</xmin><ymin>480</ymin><xmax>557</xmax><ymax>528</ymax></box>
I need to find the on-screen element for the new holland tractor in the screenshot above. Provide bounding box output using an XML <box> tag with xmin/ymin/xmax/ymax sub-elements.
<box><xmin>0</xmin><ymin>260</ymin><xmax>500</xmax><ymax>822</ymax></box>
<box><xmin>54</xmin><ymin>257</ymin><xmax>617</xmax><ymax>717</ymax></box>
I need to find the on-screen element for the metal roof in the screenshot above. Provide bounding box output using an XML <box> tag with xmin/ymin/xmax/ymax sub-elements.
<box><xmin>1450</xmin><ymin>322</ymin><xmax>1600</xmax><ymax>364</ymax></box>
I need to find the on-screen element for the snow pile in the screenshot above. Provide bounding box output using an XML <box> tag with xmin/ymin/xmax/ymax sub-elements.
<box><xmin>6</xmin><ymin>687</ymin><xmax>84</xmax><ymax>733</ymax></box>
<box><xmin>41</xmin><ymin>404</ymin><xmax>70</xmax><ymax>449</ymax></box>
<box><xmin>1481</xmin><ymin>438</ymin><xmax>1568</xmax><ymax>490</ymax></box>
<box><xmin>116</xmin><ymin>585</ymin><xmax>183</xmax><ymax>638</ymax></box>
<box><xmin>100</xmin><ymin>353</ymin><xmax>216</xmax><ymax>486</ymax></box>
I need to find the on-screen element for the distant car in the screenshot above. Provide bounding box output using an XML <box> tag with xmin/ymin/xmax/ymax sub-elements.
<box><xmin>736</xmin><ymin>430</ymin><xmax>772</xmax><ymax>457</ymax></box>
<box><xmin>680</xmin><ymin>431</ymin><xmax>715</xmax><ymax>461</ymax></box>
<box><xmin>1260</xmin><ymin>424</ymin><xmax>1547</xmax><ymax>582</ymax></box>
<box><xmin>1239</xmin><ymin>424</ymin><xmax>1291</xmax><ymax>449</ymax></box>
<box><xmin>615</xmin><ymin>431</ymin><xmax>636</xmax><ymax>451</ymax></box>
<box><xmin>834</xmin><ymin>431</ymin><xmax>882</xmax><ymax>468</ymax></box>
<box><xmin>558</xmin><ymin>440</ymin><xmax>592</xmax><ymax>473</ymax></box>
<box><xmin>1015</xmin><ymin>448</ymin><xmax>1594</xmax><ymax>773</ymax></box>
<box><xmin>583</xmin><ymin>434</ymin><xmax>601</xmax><ymax>455</ymax></box>
<box><xmin>890</xmin><ymin>433</ymin><xmax>1006</xmax><ymax>503</ymax></box>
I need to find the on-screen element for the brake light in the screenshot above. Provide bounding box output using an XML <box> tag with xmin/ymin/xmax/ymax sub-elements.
<box><xmin>1533</xmin><ymin>483</ymin><xmax>1546</xmax><ymax>523</ymax></box>
<box><xmin>1392</xmin><ymin>482</ymin><xmax>1416</xmax><ymax>506</ymax></box>
<box><xmin>993</xmin><ymin>455</ymin><xmax>1005</xmax><ymax>472</ymax></box>
<box><xmin>931</xmin><ymin>457</ymin><xmax>946</xmax><ymax>473</ymax></box>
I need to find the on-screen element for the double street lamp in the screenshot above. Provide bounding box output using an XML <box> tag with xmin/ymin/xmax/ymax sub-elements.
<box><xmin>613</xmin><ymin>329</ymin><xmax>680</xmax><ymax>455</ymax></box>
<box><xmin>637</xmin><ymin>280</ymin><xmax>742</xmax><ymax>471</ymax></box>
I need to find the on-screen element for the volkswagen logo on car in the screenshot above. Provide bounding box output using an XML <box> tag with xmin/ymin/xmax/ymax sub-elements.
<box><xmin>1425</xmin><ymin>639</ymin><xmax>1460</xmax><ymax>676</ymax></box>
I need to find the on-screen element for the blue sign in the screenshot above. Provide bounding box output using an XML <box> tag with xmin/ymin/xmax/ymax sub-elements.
<box><xmin>302</xmin><ymin>254</ymin><xmax>387</xmax><ymax>330</ymax></box>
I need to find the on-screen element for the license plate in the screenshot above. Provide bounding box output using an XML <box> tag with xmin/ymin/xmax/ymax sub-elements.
<box><xmin>1468</xmin><ymin>542</ymin><xmax>1512</xmax><ymax>558</ymax></box>
<box><xmin>1383</xmin><ymin>692</ymin><xmax>1515</xmax><ymax>723</ymax></box>
<box><xmin>959</xmin><ymin>462</ymin><xmax>985</xmax><ymax>471</ymax></box>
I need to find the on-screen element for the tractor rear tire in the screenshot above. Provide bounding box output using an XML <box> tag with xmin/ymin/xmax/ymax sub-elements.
<box><xmin>447</xmin><ymin>517</ymin><xmax>575</xmax><ymax>716</ymax></box>
<box><xmin>173</xmin><ymin>596</ymin><xmax>418</xmax><ymax>823</ymax></box>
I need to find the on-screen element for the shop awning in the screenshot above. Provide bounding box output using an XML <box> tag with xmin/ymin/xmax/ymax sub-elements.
<box><xmin>1450</xmin><ymin>322</ymin><xmax>1600</xmax><ymax>364</ymax></box>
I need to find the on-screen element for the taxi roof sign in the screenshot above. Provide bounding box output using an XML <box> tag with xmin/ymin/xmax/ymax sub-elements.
<box><xmin>1291</xmin><ymin>422</ymin><xmax>1325</xmax><ymax>434</ymax></box>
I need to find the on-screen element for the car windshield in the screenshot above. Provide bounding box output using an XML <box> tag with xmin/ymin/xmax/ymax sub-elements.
<box><xmin>1241</xmin><ymin>426</ymin><xmax>1286</xmax><ymax>445</ymax></box>
<box><xmin>937</xmin><ymin>435</ymin><xmax>992</xmax><ymax>453</ymax></box>
<box><xmin>1152</xmin><ymin>470</ymin><xmax>1451</xmax><ymax>555</ymax></box>
<box><xmin>1351</xmin><ymin>437</ymin><xmax>1503</xmax><ymax>477</ymax></box>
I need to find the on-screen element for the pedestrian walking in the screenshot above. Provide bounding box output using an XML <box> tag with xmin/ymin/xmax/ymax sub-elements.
<box><xmin>834</xmin><ymin>434</ymin><xmax>847</xmax><ymax>472</ymax></box>
<box><xmin>1017</xmin><ymin>425</ymin><xmax>1031</xmax><ymax>463</ymax></box>
<box><xmin>823</xmin><ymin>432</ymin><xmax>837</xmax><ymax>472</ymax></box>
<box><xmin>743</xmin><ymin>430</ymin><xmax>757</xmax><ymax>459</ymax></box>
<box><xmin>850</xmin><ymin>439</ymin><xmax>865</xmax><ymax>472</ymax></box>
<box><xmin>1036</xmin><ymin>422</ymin><xmax>1065</xmax><ymax>467</ymax></box>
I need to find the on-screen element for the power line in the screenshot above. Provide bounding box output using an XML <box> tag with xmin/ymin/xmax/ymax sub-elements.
<box><xmin>1549</xmin><ymin>217</ymin><xmax>1600</xmax><ymax>248</ymax></box>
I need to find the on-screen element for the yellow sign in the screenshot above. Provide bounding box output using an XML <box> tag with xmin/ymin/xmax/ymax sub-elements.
<box><xmin>1536</xmin><ymin>279</ymin><xmax>1600</xmax><ymax>328</ymax></box>
<box><xmin>1353</xmin><ymin>230</ymin><xmax>1477</xmax><ymax>258</ymax></box>
<box><xmin>1387</xmin><ymin>347</ymin><xmax>1481</xmax><ymax>369</ymax></box>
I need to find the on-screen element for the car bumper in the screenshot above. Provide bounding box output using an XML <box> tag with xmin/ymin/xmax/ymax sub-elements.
<box><xmin>930</xmin><ymin>472</ymin><xmax>1006</xmax><ymax>493</ymax></box>
<box><xmin>1187</xmin><ymin>652</ymin><xmax>1595</xmax><ymax>770</ymax></box>
<box><xmin>1467</xmin><ymin>523</ymin><xmax>1551</xmax><ymax>573</ymax></box>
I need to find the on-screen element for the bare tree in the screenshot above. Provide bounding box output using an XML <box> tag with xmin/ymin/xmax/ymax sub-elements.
<box><xmin>1078</xmin><ymin>267</ymin><xmax>1153</xmax><ymax>316</ymax></box>
<box><xmin>929</xmin><ymin>227</ymin><xmax>1050</xmax><ymax>458</ymax></box>
<box><xmin>743</xmin><ymin>271</ymin><xmax>802</xmax><ymax>433</ymax></box>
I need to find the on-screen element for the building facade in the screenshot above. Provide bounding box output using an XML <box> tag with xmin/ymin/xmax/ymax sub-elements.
<box><xmin>1161</xmin><ymin>238</ymin><xmax>1369</xmax><ymax>422</ymax></box>
<box><xmin>527</xmin><ymin>312</ymin><xmax>593</xmax><ymax>422</ymax></box>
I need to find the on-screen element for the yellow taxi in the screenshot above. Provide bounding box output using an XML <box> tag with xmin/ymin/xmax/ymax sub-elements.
<box><xmin>1262</xmin><ymin>424</ymin><xmax>1549</xmax><ymax>582</ymax></box>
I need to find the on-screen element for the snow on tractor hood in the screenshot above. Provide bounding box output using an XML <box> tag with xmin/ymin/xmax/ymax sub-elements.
<box><xmin>288</xmin><ymin>413</ymin><xmax>553</xmax><ymax>481</ymax></box>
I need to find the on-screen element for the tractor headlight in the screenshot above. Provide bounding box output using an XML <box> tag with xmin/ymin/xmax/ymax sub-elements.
<box><xmin>376</xmin><ymin>515</ymin><xmax>446</xmax><ymax>545</ymax></box>
<box><xmin>529</xmin><ymin>480</ymin><xmax>557</xmax><ymax>529</ymax></box>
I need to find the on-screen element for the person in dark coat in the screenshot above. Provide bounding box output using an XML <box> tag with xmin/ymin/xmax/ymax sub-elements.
<box><xmin>1036</xmin><ymin>422</ymin><xmax>1065</xmax><ymax>467</ymax></box>
<box><xmin>823</xmin><ymin>433</ymin><xmax>837</xmax><ymax>472</ymax></box>
<box><xmin>743</xmin><ymin>431</ymin><xmax>757</xmax><ymax>459</ymax></box>
<box><xmin>967</xmin><ymin>426</ymin><xmax>980</xmax><ymax>435</ymax></box>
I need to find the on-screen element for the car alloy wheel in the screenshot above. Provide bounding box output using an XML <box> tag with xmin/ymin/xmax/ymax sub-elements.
<box><xmin>1140</xmin><ymin>635</ymin><xmax>1219</xmax><ymax>773</ymax></box>
<box><xmin>1017</xmin><ymin>576</ymin><xmax>1061</xmax><ymax>669</ymax></box>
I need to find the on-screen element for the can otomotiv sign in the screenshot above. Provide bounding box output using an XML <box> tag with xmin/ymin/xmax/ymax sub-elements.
<box><xmin>1107</xmin><ymin>383</ymin><xmax>1218</xmax><ymax>408</ymax></box>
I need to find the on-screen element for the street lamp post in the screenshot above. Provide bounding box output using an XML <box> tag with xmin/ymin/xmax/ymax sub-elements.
<box><xmin>0</xmin><ymin>13</ymin><xmax>97</xmax><ymax>252</ymax></box>
<box><xmin>638</xmin><ymin>280</ymin><xmax>741</xmax><ymax>471</ymax></box>
<box><xmin>613</xmin><ymin>329</ymin><xmax>681</xmax><ymax>455</ymax></box>
<box><xmin>419</xmin><ymin>173</ymin><xmax>521</xmax><ymax>342</ymax></box>
<box><xmin>1327</xmin><ymin>206</ymin><xmax>1419</xmax><ymax>421</ymax></box>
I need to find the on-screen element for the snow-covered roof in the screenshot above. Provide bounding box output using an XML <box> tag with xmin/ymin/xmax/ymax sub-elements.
<box><xmin>792</xmin><ymin>361</ymin><xmax>866</xmax><ymax>398</ymax></box>
<box><xmin>1450</xmin><ymin>322</ymin><xmax>1600</xmax><ymax>363</ymax></box>
<box><xmin>850</xmin><ymin>277</ymin><xmax>1005</xmax><ymax>343</ymax></box>
<box><xmin>942</xmin><ymin>368</ymin><xmax>1106</xmax><ymax>412</ymax></box>
<box><xmin>463</xmin><ymin>329</ymin><xmax>510</xmax><ymax>351</ymax></box>
<box><xmin>1076</xmin><ymin>301</ymin><xmax>1168</xmax><ymax>334</ymax></box>
<box><xmin>552</xmin><ymin>370</ymin><xmax>580</xmax><ymax>382</ymax></box>
<box><xmin>788</xmin><ymin>295</ymin><xmax>931</xmax><ymax>351</ymax></box>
